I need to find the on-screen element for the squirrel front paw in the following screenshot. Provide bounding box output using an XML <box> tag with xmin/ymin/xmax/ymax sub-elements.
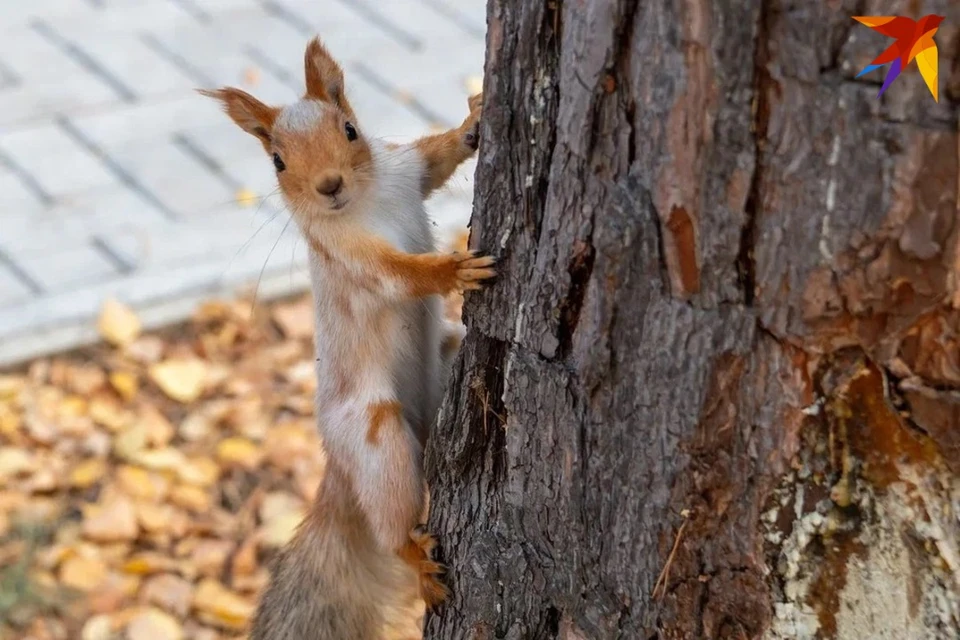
<box><xmin>450</xmin><ymin>250</ymin><xmax>496</xmax><ymax>292</ymax></box>
<box><xmin>462</xmin><ymin>92</ymin><xmax>482</xmax><ymax>150</ymax></box>
<box><xmin>404</xmin><ymin>528</ymin><xmax>449</xmax><ymax>609</ymax></box>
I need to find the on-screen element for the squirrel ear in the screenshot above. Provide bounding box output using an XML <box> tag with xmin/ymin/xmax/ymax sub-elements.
<box><xmin>304</xmin><ymin>37</ymin><xmax>356</xmax><ymax>118</ymax></box>
<box><xmin>198</xmin><ymin>87</ymin><xmax>279</xmax><ymax>152</ymax></box>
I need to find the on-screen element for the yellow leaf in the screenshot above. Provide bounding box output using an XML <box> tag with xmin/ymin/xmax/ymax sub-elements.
<box><xmin>70</xmin><ymin>459</ymin><xmax>107</xmax><ymax>489</ymax></box>
<box><xmin>235</xmin><ymin>187</ymin><xmax>258</xmax><ymax>208</ymax></box>
<box><xmin>109</xmin><ymin>372</ymin><xmax>139</xmax><ymax>401</ymax></box>
<box><xmin>59</xmin><ymin>554</ymin><xmax>108</xmax><ymax>591</ymax></box>
<box><xmin>0</xmin><ymin>447</ymin><xmax>34</xmax><ymax>479</ymax></box>
<box><xmin>193</xmin><ymin>579</ymin><xmax>255</xmax><ymax>630</ymax></box>
<box><xmin>261</xmin><ymin>510</ymin><xmax>304</xmax><ymax>548</ymax></box>
<box><xmin>216</xmin><ymin>438</ymin><xmax>262</xmax><ymax>469</ymax></box>
<box><xmin>176</xmin><ymin>456</ymin><xmax>221</xmax><ymax>487</ymax></box>
<box><xmin>80</xmin><ymin>615</ymin><xmax>113</xmax><ymax>640</ymax></box>
<box><xmin>127</xmin><ymin>607</ymin><xmax>184</xmax><ymax>640</ymax></box>
<box><xmin>97</xmin><ymin>298</ymin><xmax>142</xmax><ymax>347</ymax></box>
<box><xmin>149</xmin><ymin>359</ymin><xmax>208</xmax><ymax>403</ymax></box>
<box><xmin>122</xmin><ymin>552</ymin><xmax>179</xmax><ymax>576</ymax></box>
<box><xmin>169</xmin><ymin>484</ymin><xmax>211</xmax><ymax>512</ymax></box>
<box><xmin>243</xmin><ymin>66</ymin><xmax>261</xmax><ymax>86</ymax></box>
<box><xmin>116</xmin><ymin>465</ymin><xmax>171</xmax><ymax>502</ymax></box>
<box><xmin>132</xmin><ymin>447</ymin><xmax>186</xmax><ymax>472</ymax></box>
<box><xmin>82</xmin><ymin>495</ymin><xmax>139</xmax><ymax>542</ymax></box>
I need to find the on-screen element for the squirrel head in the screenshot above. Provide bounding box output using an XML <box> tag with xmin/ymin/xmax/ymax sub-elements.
<box><xmin>200</xmin><ymin>38</ymin><xmax>373</xmax><ymax>219</ymax></box>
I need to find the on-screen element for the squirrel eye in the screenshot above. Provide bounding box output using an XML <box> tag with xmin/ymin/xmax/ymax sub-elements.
<box><xmin>344</xmin><ymin>122</ymin><xmax>358</xmax><ymax>142</ymax></box>
<box><xmin>272</xmin><ymin>153</ymin><xmax>285</xmax><ymax>172</ymax></box>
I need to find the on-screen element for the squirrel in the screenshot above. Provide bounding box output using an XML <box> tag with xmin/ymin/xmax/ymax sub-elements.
<box><xmin>201</xmin><ymin>37</ymin><xmax>494</xmax><ymax>639</ymax></box>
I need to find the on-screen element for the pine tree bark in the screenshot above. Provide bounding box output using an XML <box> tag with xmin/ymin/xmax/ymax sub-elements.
<box><xmin>425</xmin><ymin>1</ymin><xmax>960</xmax><ymax>638</ymax></box>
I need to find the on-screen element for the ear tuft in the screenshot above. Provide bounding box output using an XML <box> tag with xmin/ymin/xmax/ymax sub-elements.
<box><xmin>304</xmin><ymin>37</ymin><xmax>355</xmax><ymax>118</ymax></box>
<box><xmin>199</xmin><ymin>87</ymin><xmax>279</xmax><ymax>152</ymax></box>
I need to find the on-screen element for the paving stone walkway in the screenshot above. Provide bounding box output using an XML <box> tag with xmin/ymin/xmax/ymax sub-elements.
<box><xmin>0</xmin><ymin>0</ymin><xmax>486</xmax><ymax>366</ymax></box>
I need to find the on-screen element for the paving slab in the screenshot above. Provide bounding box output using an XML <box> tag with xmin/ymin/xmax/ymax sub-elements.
<box><xmin>0</xmin><ymin>0</ymin><xmax>487</xmax><ymax>366</ymax></box>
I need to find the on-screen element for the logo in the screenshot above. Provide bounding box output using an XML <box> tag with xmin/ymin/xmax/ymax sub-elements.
<box><xmin>852</xmin><ymin>14</ymin><xmax>944</xmax><ymax>102</ymax></box>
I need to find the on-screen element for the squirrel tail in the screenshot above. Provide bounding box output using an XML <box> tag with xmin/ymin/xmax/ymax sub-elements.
<box><xmin>249</xmin><ymin>463</ymin><xmax>421</xmax><ymax>640</ymax></box>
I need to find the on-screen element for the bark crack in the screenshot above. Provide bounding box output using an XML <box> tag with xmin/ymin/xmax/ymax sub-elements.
<box><xmin>737</xmin><ymin>1</ymin><xmax>775</xmax><ymax>307</ymax></box>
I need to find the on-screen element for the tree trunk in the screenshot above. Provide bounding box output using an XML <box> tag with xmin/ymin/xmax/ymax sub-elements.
<box><xmin>425</xmin><ymin>0</ymin><xmax>960</xmax><ymax>638</ymax></box>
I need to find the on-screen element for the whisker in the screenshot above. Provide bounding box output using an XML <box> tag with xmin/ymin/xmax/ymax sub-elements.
<box><xmin>250</xmin><ymin>213</ymin><xmax>294</xmax><ymax>319</ymax></box>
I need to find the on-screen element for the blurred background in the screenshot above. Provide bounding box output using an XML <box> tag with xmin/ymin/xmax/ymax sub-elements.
<box><xmin>0</xmin><ymin>0</ymin><xmax>485</xmax><ymax>366</ymax></box>
<box><xmin>0</xmin><ymin>1</ymin><xmax>483</xmax><ymax>638</ymax></box>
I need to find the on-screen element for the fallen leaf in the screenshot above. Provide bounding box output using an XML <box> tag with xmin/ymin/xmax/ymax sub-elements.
<box><xmin>271</xmin><ymin>300</ymin><xmax>314</xmax><ymax>339</ymax></box>
<box><xmin>149</xmin><ymin>359</ymin><xmax>208</xmax><ymax>403</ymax></box>
<box><xmin>190</xmin><ymin>540</ymin><xmax>234</xmax><ymax>578</ymax></box>
<box><xmin>122</xmin><ymin>552</ymin><xmax>181</xmax><ymax>576</ymax></box>
<box><xmin>235</xmin><ymin>187</ymin><xmax>258</xmax><ymax>208</ymax></box>
<box><xmin>192</xmin><ymin>579</ymin><xmax>255</xmax><ymax>630</ymax></box>
<box><xmin>127</xmin><ymin>607</ymin><xmax>184</xmax><ymax>640</ymax></box>
<box><xmin>216</xmin><ymin>438</ymin><xmax>262</xmax><ymax>469</ymax></box>
<box><xmin>80</xmin><ymin>614</ymin><xmax>113</xmax><ymax>640</ymax></box>
<box><xmin>132</xmin><ymin>447</ymin><xmax>186</xmax><ymax>472</ymax></box>
<box><xmin>69</xmin><ymin>458</ymin><xmax>107</xmax><ymax>489</ymax></box>
<box><xmin>82</xmin><ymin>494</ymin><xmax>139</xmax><ymax>542</ymax></box>
<box><xmin>232</xmin><ymin>535</ymin><xmax>259</xmax><ymax>577</ymax></box>
<box><xmin>141</xmin><ymin>573</ymin><xmax>194</xmax><ymax>617</ymax></box>
<box><xmin>176</xmin><ymin>457</ymin><xmax>220</xmax><ymax>487</ymax></box>
<box><xmin>261</xmin><ymin>510</ymin><xmax>303</xmax><ymax>548</ymax></box>
<box><xmin>98</xmin><ymin>298</ymin><xmax>142</xmax><ymax>347</ymax></box>
<box><xmin>169</xmin><ymin>484</ymin><xmax>211</xmax><ymax>513</ymax></box>
<box><xmin>243</xmin><ymin>66</ymin><xmax>261</xmax><ymax>86</ymax></box>
<box><xmin>109</xmin><ymin>371</ymin><xmax>139</xmax><ymax>401</ymax></box>
<box><xmin>59</xmin><ymin>554</ymin><xmax>108</xmax><ymax>591</ymax></box>
<box><xmin>0</xmin><ymin>447</ymin><xmax>34</xmax><ymax>479</ymax></box>
<box><xmin>116</xmin><ymin>465</ymin><xmax>170</xmax><ymax>502</ymax></box>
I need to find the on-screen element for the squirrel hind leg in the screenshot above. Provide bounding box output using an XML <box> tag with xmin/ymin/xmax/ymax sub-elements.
<box><xmin>399</xmin><ymin>527</ymin><xmax>449</xmax><ymax>609</ymax></box>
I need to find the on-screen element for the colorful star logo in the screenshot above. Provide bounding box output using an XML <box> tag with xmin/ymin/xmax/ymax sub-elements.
<box><xmin>853</xmin><ymin>14</ymin><xmax>944</xmax><ymax>102</ymax></box>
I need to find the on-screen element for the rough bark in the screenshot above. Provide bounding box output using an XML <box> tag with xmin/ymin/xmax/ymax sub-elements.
<box><xmin>425</xmin><ymin>1</ymin><xmax>960</xmax><ymax>638</ymax></box>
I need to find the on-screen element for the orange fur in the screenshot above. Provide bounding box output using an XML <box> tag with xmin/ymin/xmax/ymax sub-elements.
<box><xmin>398</xmin><ymin>530</ymin><xmax>449</xmax><ymax>609</ymax></box>
<box><xmin>414</xmin><ymin>93</ymin><xmax>482</xmax><ymax>197</ymax></box>
<box><xmin>367</xmin><ymin>400</ymin><xmax>403</xmax><ymax>444</ymax></box>
<box><xmin>198</xmin><ymin>87</ymin><xmax>280</xmax><ymax>152</ymax></box>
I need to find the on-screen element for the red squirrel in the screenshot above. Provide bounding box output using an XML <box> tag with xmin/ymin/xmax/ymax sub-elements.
<box><xmin>201</xmin><ymin>37</ymin><xmax>494</xmax><ymax>638</ymax></box>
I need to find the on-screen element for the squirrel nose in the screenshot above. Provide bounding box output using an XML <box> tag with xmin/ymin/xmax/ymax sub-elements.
<box><xmin>316</xmin><ymin>173</ymin><xmax>343</xmax><ymax>197</ymax></box>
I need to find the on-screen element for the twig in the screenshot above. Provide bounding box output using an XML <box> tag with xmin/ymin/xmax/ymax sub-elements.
<box><xmin>652</xmin><ymin>513</ymin><xmax>689</xmax><ymax>600</ymax></box>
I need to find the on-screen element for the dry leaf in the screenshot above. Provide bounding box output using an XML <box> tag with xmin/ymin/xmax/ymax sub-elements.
<box><xmin>97</xmin><ymin>298</ymin><xmax>142</xmax><ymax>347</ymax></box>
<box><xmin>116</xmin><ymin>465</ymin><xmax>170</xmax><ymax>502</ymax></box>
<box><xmin>271</xmin><ymin>300</ymin><xmax>314</xmax><ymax>339</ymax></box>
<box><xmin>59</xmin><ymin>554</ymin><xmax>108</xmax><ymax>591</ymax></box>
<box><xmin>192</xmin><ymin>579</ymin><xmax>255</xmax><ymax>630</ymax></box>
<box><xmin>141</xmin><ymin>573</ymin><xmax>194</xmax><ymax>617</ymax></box>
<box><xmin>82</xmin><ymin>494</ymin><xmax>139</xmax><ymax>542</ymax></box>
<box><xmin>169</xmin><ymin>484</ymin><xmax>211</xmax><ymax>513</ymax></box>
<box><xmin>80</xmin><ymin>614</ymin><xmax>113</xmax><ymax>640</ymax></box>
<box><xmin>190</xmin><ymin>540</ymin><xmax>234</xmax><ymax>578</ymax></box>
<box><xmin>69</xmin><ymin>459</ymin><xmax>107</xmax><ymax>489</ymax></box>
<box><xmin>149</xmin><ymin>359</ymin><xmax>208</xmax><ymax>403</ymax></box>
<box><xmin>127</xmin><ymin>607</ymin><xmax>184</xmax><ymax>640</ymax></box>
<box><xmin>235</xmin><ymin>187</ymin><xmax>258</xmax><ymax>208</ymax></box>
<box><xmin>0</xmin><ymin>447</ymin><xmax>34</xmax><ymax>479</ymax></box>
<box><xmin>243</xmin><ymin>66</ymin><xmax>261</xmax><ymax>86</ymax></box>
<box><xmin>216</xmin><ymin>438</ymin><xmax>261</xmax><ymax>469</ymax></box>
<box><xmin>176</xmin><ymin>457</ymin><xmax>220</xmax><ymax>487</ymax></box>
<box><xmin>109</xmin><ymin>371</ymin><xmax>139</xmax><ymax>401</ymax></box>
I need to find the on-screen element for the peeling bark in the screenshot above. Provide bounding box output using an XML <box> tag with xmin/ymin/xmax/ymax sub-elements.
<box><xmin>425</xmin><ymin>0</ymin><xmax>960</xmax><ymax>638</ymax></box>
